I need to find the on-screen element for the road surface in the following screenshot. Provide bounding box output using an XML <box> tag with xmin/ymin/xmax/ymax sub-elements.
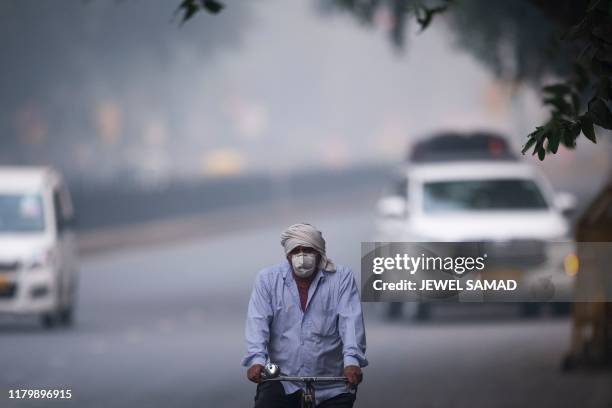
<box><xmin>1</xmin><ymin>210</ymin><xmax>611</xmax><ymax>408</ymax></box>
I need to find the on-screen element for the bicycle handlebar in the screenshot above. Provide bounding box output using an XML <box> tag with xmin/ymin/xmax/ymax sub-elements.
<box><xmin>262</xmin><ymin>376</ymin><xmax>348</xmax><ymax>383</ymax></box>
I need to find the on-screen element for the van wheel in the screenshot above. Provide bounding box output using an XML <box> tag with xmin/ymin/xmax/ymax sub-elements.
<box><xmin>40</xmin><ymin>312</ymin><xmax>58</xmax><ymax>329</ymax></box>
<box><xmin>59</xmin><ymin>304</ymin><xmax>74</xmax><ymax>326</ymax></box>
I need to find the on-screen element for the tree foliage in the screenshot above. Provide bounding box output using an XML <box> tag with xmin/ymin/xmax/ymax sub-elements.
<box><xmin>521</xmin><ymin>0</ymin><xmax>612</xmax><ymax>160</ymax></box>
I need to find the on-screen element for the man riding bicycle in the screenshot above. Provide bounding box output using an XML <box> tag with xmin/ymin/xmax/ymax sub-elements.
<box><xmin>242</xmin><ymin>223</ymin><xmax>368</xmax><ymax>407</ymax></box>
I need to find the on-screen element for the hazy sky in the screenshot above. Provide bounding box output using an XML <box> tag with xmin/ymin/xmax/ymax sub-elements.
<box><xmin>1</xmin><ymin>0</ymin><xmax>606</xmax><ymax>185</ymax></box>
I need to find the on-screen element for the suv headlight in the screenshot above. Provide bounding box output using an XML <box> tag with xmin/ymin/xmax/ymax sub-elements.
<box><xmin>563</xmin><ymin>252</ymin><xmax>579</xmax><ymax>277</ymax></box>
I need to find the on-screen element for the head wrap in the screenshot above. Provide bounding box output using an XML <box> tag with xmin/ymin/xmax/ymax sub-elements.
<box><xmin>280</xmin><ymin>223</ymin><xmax>336</xmax><ymax>272</ymax></box>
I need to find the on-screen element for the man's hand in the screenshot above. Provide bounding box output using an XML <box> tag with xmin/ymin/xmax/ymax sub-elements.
<box><xmin>247</xmin><ymin>364</ymin><xmax>264</xmax><ymax>383</ymax></box>
<box><xmin>344</xmin><ymin>365</ymin><xmax>363</xmax><ymax>386</ymax></box>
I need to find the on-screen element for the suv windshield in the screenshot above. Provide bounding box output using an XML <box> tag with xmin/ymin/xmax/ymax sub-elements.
<box><xmin>423</xmin><ymin>179</ymin><xmax>548</xmax><ymax>212</ymax></box>
<box><xmin>0</xmin><ymin>194</ymin><xmax>46</xmax><ymax>232</ymax></box>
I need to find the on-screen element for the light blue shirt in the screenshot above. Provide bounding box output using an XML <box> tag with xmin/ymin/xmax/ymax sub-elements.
<box><xmin>242</xmin><ymin>260</ymin><xmax>368</xmax><ymax>404</ymax></box>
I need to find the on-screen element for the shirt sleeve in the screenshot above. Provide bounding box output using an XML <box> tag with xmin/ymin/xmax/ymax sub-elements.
<box><xmin>241</xmin><ymin>270</ymin><xmax>273</xmax><ymax>367</ymax></box>
<box><xmin>337</xmin><ymin>267</ymin><xmax>368</xmax><ymax>368</ymax></box>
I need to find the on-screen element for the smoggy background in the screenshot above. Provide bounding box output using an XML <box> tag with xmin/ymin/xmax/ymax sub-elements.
<box><xmin>1</xmin><ymin>1</ymin><xmax>611</xmax><ymax>407</ymax></box>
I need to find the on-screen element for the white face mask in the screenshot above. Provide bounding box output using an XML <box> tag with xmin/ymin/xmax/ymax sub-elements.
<box><xmin>291</xmin><ymin>253</ymin><xmax>318</xmax><ymax>278</ymax></box>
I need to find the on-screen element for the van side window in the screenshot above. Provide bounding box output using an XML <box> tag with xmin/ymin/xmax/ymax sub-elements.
<box><xmin>53</xmin><ymin>184</ymin><xmax>75</xmax><ymax>234</ymax></box>
<box><xmin>53</xmin><ymin>190</ymin><xmax>65</xmax><ymax>233</ymax></box>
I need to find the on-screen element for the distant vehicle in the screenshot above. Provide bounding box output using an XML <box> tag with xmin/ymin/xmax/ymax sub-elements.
<box><xmin>407</xmin><ymin>131</ymin><xmax>518</xmax><ymax>163</ymax></box>
<box><xmin>375</xmin><ymin>132</ymin><xmax>577</xmax><ymax>320</ymax></box>
<box><xmin>0</xmin><ymin>167</ymin><xmax>78</xmax><ymax>328</ymax></box>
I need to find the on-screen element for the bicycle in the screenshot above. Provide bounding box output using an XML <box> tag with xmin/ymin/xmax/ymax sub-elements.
<box><xmin>260</xmin><ymin>363</ymin><xmax>356</xmax><ymax>408</ymax></box>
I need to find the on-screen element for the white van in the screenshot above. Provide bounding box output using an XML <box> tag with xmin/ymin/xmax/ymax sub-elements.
<box><xmin>0</xmin><ymin>167</ymin><xmax>78</xmax><ymax>328</ymax></box>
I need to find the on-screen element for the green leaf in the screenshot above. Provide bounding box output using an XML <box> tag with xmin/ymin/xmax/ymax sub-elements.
<box><xmin>415</xmin><ymin>4</ymin><xmax>448</xmax><ymax>32</ymax></box>
<box><xmin>521</xmin><ymin>136</ymin><xmax>537</xmax><ymax>154</ymax></box>
<box><xmin>535</xmin><ymin>126</ymin><xmax>547</xmax><ymax>142</ymax></box>
<box><xmin>203</xmin><ymin>0</ymin><xmax>224</xmax><ymax>14</ymax></box>
<box><xmin>178</xmin><ymin>0</ymin><xmax>200</xmax><ymax>23</ymax></box>
<box><xmin>532</xmin><ymin>126</ymin><xmax>549</xmax><ymax>160</ymax></box>
<box><xmin>589</xmin><ymin>98</ymin><xmax>612</xmax><ymax>129</ymax></box>
<box><xmin>568</xmin><ymin>122</ymin><xmax>582</xmax><ymax>144</ymax></box>
<box><xmin>543</xmin><ymin>83</ymin><xmax>571</xmax><ymax>96</ymax></box>
<box><xmin>176</xmin><ymin>0</ymin><xmax>223</xmax><ymax>23</ymax></box>
<box><xmin>537</xmin><ymin>145</ymin><xmax>546</xmax><ymax>161</ymax></box>
<box><xmin>580</xmin><ymin>114</ymin><xmax>597</xmax><ymax>142</ymax></box>
<box><xmin>548</xmin><ymin>130</ymin><xmax>561</xmax><ymax>153</ymax></box>
<box><xmin>523</xmin><ymin>126</ymin><xmax>548</xmax><ymax>155</ymax></box>
<box><xmin>571</xmin><ymin>92</ymin><xmax>581</xmax><ymax>114</ymax></box>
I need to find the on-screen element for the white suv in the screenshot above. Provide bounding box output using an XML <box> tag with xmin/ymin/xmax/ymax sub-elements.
<box><xmin>375</xmin><ymin>133</ymin><xmax>576</xmax><ymax>319</ymax></box>
<box><xmin>0</xmin><ymin>167</ymin><xmax>79</xmax><ymax>328</ymax></box>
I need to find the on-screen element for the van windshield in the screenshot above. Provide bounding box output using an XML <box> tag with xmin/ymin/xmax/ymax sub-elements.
<box><xmin>423</xmin><ymin>179</ymin><xmax>549</xmax><ymax>213</ymax></box>
<box><xmin>0</xmin><ymin>194</ymin><xmax>46</xmax><ymax>232</ymax></box>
